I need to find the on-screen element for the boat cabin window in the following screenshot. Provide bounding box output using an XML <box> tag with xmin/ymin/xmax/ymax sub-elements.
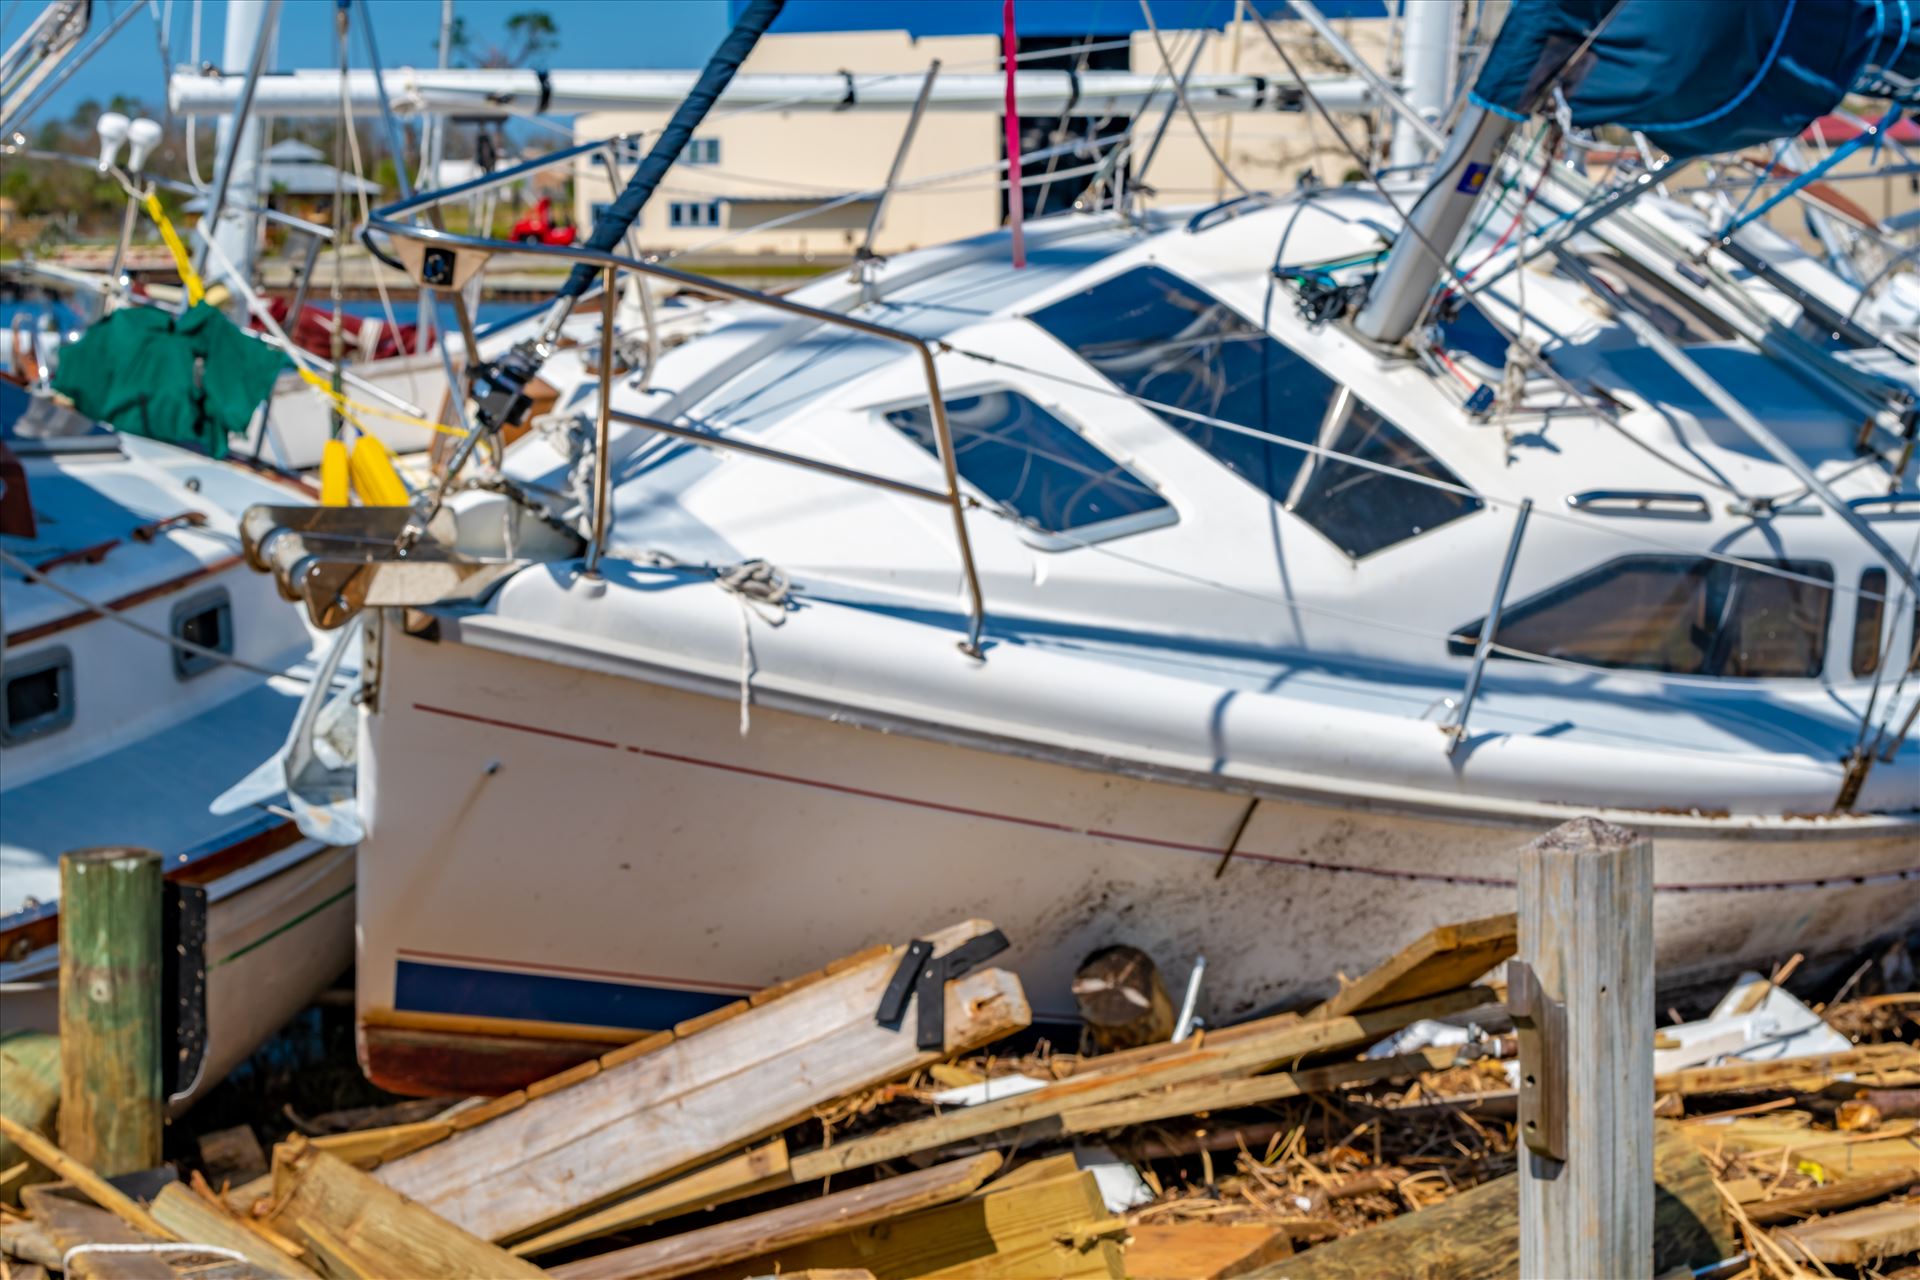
<box><xmin>883</xmin><ymin>389</ymin><xmax>1171</xmax><ymax>539</ymax></box>
<box><xmin>1</xmin><ymin>646</ymin><xmax>73</xmax><ymax>744</ymax></box>
<box><xmin>1854</xmin><ymin>568</ymin><xmax>1920</xmax><ymax>676</ymax></box>
<box><xmin>171</xmin><ymin>588</ymin><xmax>233</xmax><ymax>680</ymax></box>
<box><xmin>1031</xmin><ymin>266</ymin><xmax>1477</xmax><ymax>554</ymax></box>
<box><xmin>1288</xmin><ymin>389</ymin><xmax>1483</xmax><ymax>558</ymax></box>
<box><xmin>1450</xmin><ymin>554</ymin><xmax>1833</xmax><ymax>677</ymax></box>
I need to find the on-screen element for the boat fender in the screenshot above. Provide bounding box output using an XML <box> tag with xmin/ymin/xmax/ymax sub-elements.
<box><xmin>349</xmin><ymin>436</ymin><xmax>410</xmax><ymax>506</ymax></box>
<box><xmin>320</xmin><ymin>439</ymin><xmax>350</xmax><ymax>506</ymax></box>
<box><xmin>874</xmin><ymin>930</ymin><xmax>1012</xmax><ymax>1051</ymax></box>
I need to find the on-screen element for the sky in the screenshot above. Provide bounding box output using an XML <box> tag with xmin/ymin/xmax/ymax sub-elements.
<box><xmin>4</xmin><ymin>0</ymin><xmax>733</xmax><ymax>128</ymax></box>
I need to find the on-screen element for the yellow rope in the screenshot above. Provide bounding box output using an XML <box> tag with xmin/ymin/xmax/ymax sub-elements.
<box><xmin>144</xmin><ymin>193</ymin><xmax>204</xmax><ymax>306</ymax></box>
<box><xmin>295</xmin><ymin>366</ymin><xmax>468</xmax><ymax>437</ymax></box>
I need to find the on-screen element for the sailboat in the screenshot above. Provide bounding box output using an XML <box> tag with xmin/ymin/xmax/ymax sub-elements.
<box><xmin>234</xmin><ymin>0</ymin><xmax>1918</xmax><ymax>1096</ymax></box>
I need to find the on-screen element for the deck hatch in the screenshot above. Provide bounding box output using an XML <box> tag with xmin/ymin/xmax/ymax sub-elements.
<box><xmin>882</xmin><ymin>388</ymin><xmax>1171</xmax><ymax>541</ymax></box>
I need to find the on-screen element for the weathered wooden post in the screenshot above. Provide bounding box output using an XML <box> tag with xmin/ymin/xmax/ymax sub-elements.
<box><xmin>58</xmin><ymin>847</ymin><xmax>164</xmax><ymax>1174</ymax></box>
<box><xmin>1514</xmin><ymin>817</ymin><xmax>1654</xmax><ymax>1279</ymax></box>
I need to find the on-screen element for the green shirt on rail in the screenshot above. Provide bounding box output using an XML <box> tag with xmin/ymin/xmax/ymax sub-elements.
<box><xmin>52</xmin><ymin>301</ymin><xmax>286</xmax><ymax>460</ymax></box>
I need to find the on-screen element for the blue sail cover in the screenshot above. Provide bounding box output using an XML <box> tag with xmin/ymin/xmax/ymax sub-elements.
<box><xmin>1471</xmin><ymin>0</ymin><xmax>1920</xmax><ymax>158</ymax></box>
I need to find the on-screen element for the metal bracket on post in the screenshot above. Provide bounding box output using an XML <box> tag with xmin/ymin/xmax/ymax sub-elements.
<box><xmin>1509</xmin><ymin>959</ymin><xmax>1567</xmax><ymax>1163</ymax></box>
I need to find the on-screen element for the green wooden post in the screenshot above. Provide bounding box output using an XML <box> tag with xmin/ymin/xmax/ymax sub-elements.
<box><xmin>57</xmin><ymin>847</ymin><xmax>163</xmax><ymax>1175</ymax></box>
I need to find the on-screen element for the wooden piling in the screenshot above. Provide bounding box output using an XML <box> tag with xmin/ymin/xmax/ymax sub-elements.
<box><xmin>58</xmin><ymin>847</ymin><xmax>163</xmax><ymax>1175</ymax></box>
<box><xmin>1515</xmin><ymin>817</ymin><xmax>1654</xmax><ymax>1279</ymax></box>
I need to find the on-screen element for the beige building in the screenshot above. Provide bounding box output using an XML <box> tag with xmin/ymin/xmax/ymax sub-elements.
<box><xmin>571</xmin><ymin>16</ymin><xmax>1395</xmax><ymax>262</ymax></box>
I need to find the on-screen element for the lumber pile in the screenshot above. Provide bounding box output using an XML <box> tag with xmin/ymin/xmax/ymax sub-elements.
<box><xmin>5</xmin><ymin>915</ymin><xmax>1913</xmax><ymax>1280</ymax></box>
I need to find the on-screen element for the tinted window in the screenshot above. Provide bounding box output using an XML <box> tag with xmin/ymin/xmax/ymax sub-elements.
<box><xmin>1854</xmin><ymin>568</ymin><xmax>1886</xmax><ymax>677</ymax></box>
<box><xmin>1031</xmin><ymin>266</ymin><xmax>1340</xmax><ymax>503</ymax></box>
<box><xmin>173</xmin><ymin>590</ymin><xmax>232</xmax><ymax>680</ymax></box>
<box><xmin>1435</xmin><ymin>296</ymin><xmax>1508</xmax><ymax>370</ymax></box>
<box><xmin>1290</xmin><ymin>391</ymin><xmax>1481</xmax><ymax>557</ymax></box>
<box><xmin>884</xmin><ymin>390</ymin><xmax>1169</xmax><ymax>536</ymax></box>
<box><xmin>1451</xmin><ymin>554</ymin><xmax>1833</xmax><ymax>677</ymax></box>
<box><xmin>1</xmin><ymin>647</ymin><xmax>72</xmax><ymax>744</ymax></box>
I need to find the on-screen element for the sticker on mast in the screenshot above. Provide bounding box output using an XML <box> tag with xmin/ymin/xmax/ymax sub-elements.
<box><xmin>1456</xmin><ymin>163</ymin><xmax>1492</xmax><ymax>195</ymax></box>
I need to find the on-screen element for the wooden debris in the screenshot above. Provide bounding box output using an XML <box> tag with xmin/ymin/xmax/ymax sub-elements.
<box><xmin>1073</xmin><ymin>945</ymin><xmax>1175</xmax><ymax>1052</ymax></box>
<box><xmin>311</xmin><ymin>1120</ymin><xmax>454</xmax><ymax>1170</ymax></box>
<box><xmin>1656</xmin><ymin>1044</ymin><xmax>1919</xmax><ymax>1096</ymax></box>
<box><xmin>510</xmin><ymin>1138</ymin><xmax>791</xmax><ymax>1257</ymax></box>
<box><xmin>196</xmin><ymin>1125</ymin><xmax>269</xmax><ymax>1187</ymax></box>
<box><xmin>1774</xmin><ymin>1198</ymin><xmax>1920</xmax><ymax>1265</ymax></box>
<box><xmin>21</xmin><ymin>1183</ymin><xmax>175</xmax><ymax>1280</ymax></box>
<box><xmin>0</xmin><ymin>1116</ymin><xmax>172</xmax><ymax>1241</ymax></box>
<box><xmin>638</xmin><ymin>1168</ymin><xmax>1125</xmax><ymax>1280</ymax></box>
<box><xmin>1062</xmin><ymin>1047</ymin><xmax>1461</xmax><ymax>1133</ymax></box>
<box><xmin>792</xmin><ymin>986</ymin><xmax>1494</xmax><ymax>1181</ymax></box>
<box><xmin>546</xmin><ymin>1153</ymin><xmax>1003</xmax><ymax>1280</ymax></box>
<box><xmin>265</xmin><ymin>1137</ymin><xmax>545</xmax><ymax>1279</ymax></box>
<box><xmin>149</xmin><ymin>1182</ymin><xmax>317</xmax><ymax>1279</ymax></box>
<box><xmin>1743</xmin><ymin>1166</ymin><xmax>1920</xmax><ymax>1225</ymax></box>
<box><xmin>1310</xmin><ymin>913</ymin><xmax>1516</xmax><ymax>1020</ymax></box>
<box><xmin>376</xmin><ymin>920</ymin><xmax>1031</xmax><ymax>1242</ymax></box>
<box><xmin>1124</xmin><ymin>1222</ymin><xmax>1297</xmax><ymax>1278</ymax></box>
<box><xmin>1250</xmin><ymin>1123</ymin><xmax>1733</xmax><ymax>1279</ymax></box>
<box><xmin>0</xmin><ymin>1032</ymin><xmax>59</xmax><ymax>1205</ymax></box>
<box><xmin>0</xmin><ymin>1213</ymin><xmax>61</xmax><ymax>1270</ymax></box>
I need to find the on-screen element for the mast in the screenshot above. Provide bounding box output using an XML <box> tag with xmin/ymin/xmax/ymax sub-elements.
<box><xmin>1389</xmin><ymin>0</ymin><xmax>1456</xmax><ymax>169</ymax></box>
<box><xmin>205</xmin><ymin>0</ymin><xmax>274</xmax><ymax>297</ymax></box>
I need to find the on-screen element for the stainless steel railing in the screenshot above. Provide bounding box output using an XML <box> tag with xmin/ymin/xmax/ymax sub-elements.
<box><xmin>361</xmin><ymin>203</ymin><xmax>990</xmax><ymax>657</ymax></box>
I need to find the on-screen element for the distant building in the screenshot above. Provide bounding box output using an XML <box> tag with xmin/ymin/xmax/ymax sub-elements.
<box><xmin>572</xmin><ymin>8</ymin><xmax>1396</xmax><ymax>261</ymax></box>
<box><xmin>187</xmin><ymin>139</ymin><xmax>382</xmax><ymax>223</ymax></box>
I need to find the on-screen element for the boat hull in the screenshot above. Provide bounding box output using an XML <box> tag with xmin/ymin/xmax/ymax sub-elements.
<box><xmin>354</xmin><ymin>629</ymin><xmax>1920</xmax><ymax>1094</ymax></box>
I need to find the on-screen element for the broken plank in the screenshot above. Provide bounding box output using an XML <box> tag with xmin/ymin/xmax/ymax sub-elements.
<box><xmin>1309</xmin><ymin>913</ymin><xmax>1516</xmax><ymax>1020</ymax></box>
<box><xmin>1062</xmin><ymin>1046</ymin><xmax>1460</xmax><ymax>1132</ymax></box>
<box><xmin>667</xmin><ymin>1169</ymin><xmax>1123</xmax><ymax>1280</ymax></box>
<box><xmin>1124</xmin><ymin>1222</ymin><xmax>1295</xmax><ymax>1279</ymax></box>
<box><xmin>19</xmin><ymin>1185</ymin><xmax>173</xmax><ymax>1280</ymax></box>
<box><xmin>0</xmin><ymin>1118</ymin><xmax>171</xmax><ymax>1242</ymax></box>
<box><xmin>1775</xmin><ymin>1199</ymin><xmax>1920</xmax><ymax>1265</ymax></box>
<box><xmin>548</xmin><ymin>1153</ymin><xmax>1004</xmax><ymax>1280</ymax></box>
<box><xmin>1745</xmin><ymin>1167</ymin><xmax>1920</xmax><ymax>1225</ymax></box>
<box><xmin>149</xmin><ymin>1183</ymin><xmax>318</xmax><ymax>1279</ymax></box>
<box><xmin>1657</xmin><ymin>1045</ymin><xmax>1919</xmax><ymax>1096</ymax></box>
<box><xmin>793</xmin><ymin>985</ymin><xmax>1494</xmax><ymax>1181</ymax></box>
<box><xmin>376</xmin><ymin>919</ymin><xmax>1030</xmax><ymax>1243</ymax></box>
<box><xmin>310</xmin><ymin>1120</ymin><xmax>453</xmax><ymax>1170</ymax></box>
<box><xmin>510</xmin><ymin>1138</ymin><xmax>792</xmax><ymax>1257</ymax></box>
<box><xmin>265</xmin><ymin>1137</ymin><xmax>544</xmax><ymax>1279</ymax></box>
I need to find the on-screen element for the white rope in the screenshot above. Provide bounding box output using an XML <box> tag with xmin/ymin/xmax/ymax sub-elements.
<box><xmin>64</xmin><ymin>1242</ymin><xmax>248</xmax><ymax>1270</ymax></box>
<box><xmin>715</xmin><ymin>559</ymin><xmax>791</xmax><ymax>734</ymax></box>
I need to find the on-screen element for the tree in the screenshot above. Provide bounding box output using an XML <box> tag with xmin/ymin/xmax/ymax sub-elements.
<box><xmin>439</xmin><ymin>9</ymin><xmax>558</xmax><ymax>69</ymax></box>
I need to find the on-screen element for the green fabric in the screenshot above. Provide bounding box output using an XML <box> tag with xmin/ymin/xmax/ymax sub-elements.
<box><xmin>51</xmin><ymin>302</ymin><xmax>286</xmax><ymax>459</ymax></box>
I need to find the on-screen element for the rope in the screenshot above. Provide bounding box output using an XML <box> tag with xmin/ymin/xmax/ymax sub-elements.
<box><xmin>0</xmin><ymin>545</ymin><xmax>316</xmax><ymax>682</ymax></box>
<box><xmin>64</xmin><ymin>1244</ymin><xmax>247</xmax><ymax>1271</ymax></box>
<box><xmin>715</xmin><ymin>559</ymin><xmax>791</xmax><ymax>735</ymax></box>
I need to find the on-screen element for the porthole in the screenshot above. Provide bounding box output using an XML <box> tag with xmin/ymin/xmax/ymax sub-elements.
<box><xmin>171</xmin><ymin>588</ymin><xmax>233</xmax><ymax>680</ymax></box>
<box><xmin>1</xmin><ymin>647</ymin><xmax>74</xmax><ymax>744</ymax></box>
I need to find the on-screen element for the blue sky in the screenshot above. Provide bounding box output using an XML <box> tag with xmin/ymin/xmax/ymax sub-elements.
<box><xmin>4</xmin><ymin>0</ymin><xmax>732</xmax><ymax>127</ymax></box>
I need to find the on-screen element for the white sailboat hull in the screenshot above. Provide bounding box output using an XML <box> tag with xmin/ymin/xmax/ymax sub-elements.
<box><xmin>354</xmin><ymin>627</ymin><xmax>1919</xmax><ymax>1083</ymax></box>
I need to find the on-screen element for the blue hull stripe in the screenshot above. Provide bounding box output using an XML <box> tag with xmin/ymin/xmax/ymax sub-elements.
<box><xmin>395</xmin><ymin>959</ymin><xmax>736</xmax><ymax>1031</ymax></box>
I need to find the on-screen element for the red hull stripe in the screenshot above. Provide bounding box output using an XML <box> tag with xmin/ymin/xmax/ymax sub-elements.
<box><xmin>410</xmin><ymin>702</ymin><xmax>1920</xmax><ymax>894</ymax></box>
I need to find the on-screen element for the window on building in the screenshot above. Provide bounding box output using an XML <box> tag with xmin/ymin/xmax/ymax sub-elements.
<box><xmin>1288</xmin><ymin>389</ymin><xmax>1481</xmax><ymax>558</ymax></box>
<box><xmin>1</xmin><ymin>646</ymin><xmax>72</xmax><ymax>744</ymax></box>
<box><xmin>1031</xmin><ymin>266</ymin><xmax>1477</xmax><ymax>554</ymax></box>
<box><xmin>589</xmin><ymin>137</ymin><xmax>645</xmax><ymax>167</ymax></box>
<box><xmin>1450</xmin><ymin>554</ymin><xmax>1834</xmax><ymax>677</ymax></box>
<box><xmin>172</xmin><ymin>588</ymin><xmax>233</xmax><ymax>680</ymax></box>
<box><xmin>589</xmin><ymin>202</ymin><xmax>613</xmax><ymax>227</ymax></box>
<box><xmin>883</xmin><ymin>389</ymin><xmax>1171</xmax><ymax>538</ymax></box>
<box><xmin>668</xmin><ymin>200</ymin><xmax>722</xmax><ymax>229</ymax></box>
<box><xmin>685</xmin><ymin>137</ymin><xmax>720</xmax><ymax>166</ymax></box>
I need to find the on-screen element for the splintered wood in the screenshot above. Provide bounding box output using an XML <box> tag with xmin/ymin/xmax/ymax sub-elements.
<box><xmin>8</xmin><ymin>899</ymin><xmax>1913</xmax><ymax>1280</ymax></box>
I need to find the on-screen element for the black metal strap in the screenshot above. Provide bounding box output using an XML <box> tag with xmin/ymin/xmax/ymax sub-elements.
<box><xmin>915</xmin><ymin>929</ymin><xmax>1010</xmax><ymax>1051</ymax></box>
<box><xmin>535</xmin><ymin>68</ymin><xmax>554</xmax><ymax>116</ymax></box>
<box><xmin>836</xmin><ymin>69</ymin><xmax>857</xmax><ymax>110</ymax></box>
<box><xmin>873</xmin><ymin>930</ymin><xmax>1012</xmax><ymax>1050</ymax></box>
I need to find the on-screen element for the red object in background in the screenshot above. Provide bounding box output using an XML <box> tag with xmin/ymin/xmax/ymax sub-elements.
<box><xmin>511</xmin><ymin>196</ymin><xmax>578</xmax><ymax>247</ymax></box>
<box><xmin>0</xmin><ymin>442</ymin><xmax>37</xmax><ymax>540</ymax></box>
<box><xmin>253</xmin><ymin>297</ymin><xmax>432</xmax><ymax>363</ymax></box>
<box><xmin>1802</xmin><ymin>113</ymin><xmax>1920</xmax><ymax>146</ymax></box>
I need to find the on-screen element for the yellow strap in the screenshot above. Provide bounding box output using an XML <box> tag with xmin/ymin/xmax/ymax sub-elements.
<box><xmin>296</xmin><ymin>367</ymin><xmax>467</xmax><ymax>437</ymax></box>
<box><xmin>143</xmin><ymin>193</ymin><xmax>205</xmax><ymax>306</ymax></box>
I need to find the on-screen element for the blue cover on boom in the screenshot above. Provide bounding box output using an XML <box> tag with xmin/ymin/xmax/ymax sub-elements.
<box><xmin>1471</xmin><ymin>0</ymin><xmax>1920</xmax><ymax>158</ymax></box>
